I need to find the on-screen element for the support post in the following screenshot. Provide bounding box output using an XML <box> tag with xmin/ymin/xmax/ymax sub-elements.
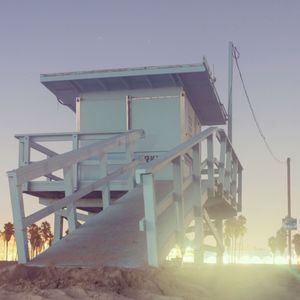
<box><xmin>218</xmin><ymin>135</ymin><xmax>226</xmax><ymax>187</ymax></box>
<box><xmin>72</xmin><ymin>134</ymin><xmax>79</xmax><ymax>191</ymax></box>
<box><xmin>21</xmin><ymin>136</ymin><xmax>30</xmax><ymax>190</ymax></box>
<box><xmin>231</xmin><ymin>160</ymin><xmax>238</xmax><ymax>206</ymax></box>
<box><xmin>237</xmin><ymin>169</ymin><xmax>243</xmax><ymax>211</ymax></box>
<box><xmin>125</xmin><ymin>135</ymin><xmax>135</xmax><ymax>190</ymax></box>
<box><xmin>192</xmin><ymin>143</ymin><xmax>204</xmax><ymax>264</ymax></box>
<box><xmin>215</xmin><ymin>219</ymin><xmax>224</xmax><ymax>264</ymax></box>
<box><xmin>54</xmin><ymin>211</ymin><xmax>64</xmax><ymax>242</ymax></box>
<box><xmin>99</xmin><ymin>153</ymin><xmax>110</xmax><ymax>209</ymax></box>
<box><xmin>207</xmin><ymin>134</ymin><xmax>214</xmax><ymax>197</ymax></box>
<box><xmin>172</xmin><ymin>156</ymin><xmax>185</xmax><ymax>254</ymax></box>
<box><xmin>63</xmin><ymin>165</ymin><xmax>78</xmax><ymax>232</ymax></box>
<box><xmin>7</xmin><ymin>172</ymin><xmax>29</xmax><ymax>263</ymax></box>
<box><xmin>224</xmin><ymin>143</ymin><xmax>232</xmax><ymax>198</ymax></box>
<box><xmin>142</xmin><ymin>173</ymin><xmax>159</xmax><ymax>267</ymax></box>
<box><xmin>126</xmin><ymin>95</ymin><xmax>132</xmax><ymax>130</ymax></box>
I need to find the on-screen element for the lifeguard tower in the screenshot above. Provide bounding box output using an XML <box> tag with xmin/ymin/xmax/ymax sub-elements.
<box><xmin>8</xmin><ymin>59</ymin><xmax>242</xmax><ymax>267</ymax></box>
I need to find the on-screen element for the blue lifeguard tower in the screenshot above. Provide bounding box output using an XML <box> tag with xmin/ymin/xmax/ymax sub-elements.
<box><xmin>8</xmin><ymin>59</ymin><xmax>242</xmax><ymax>267</ymax></box>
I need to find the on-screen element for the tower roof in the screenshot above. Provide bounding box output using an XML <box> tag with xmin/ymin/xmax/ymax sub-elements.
<box><xmin>41</xmin><ymin>60</ymin><xmax>227</xmax><ymax>125</ymax></box>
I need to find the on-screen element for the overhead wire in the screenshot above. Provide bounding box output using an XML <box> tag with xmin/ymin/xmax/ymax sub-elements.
<box><xmin>232</xmin><ymin>45</ymin><xmax>286</xmax><ymax>164</ymax></box>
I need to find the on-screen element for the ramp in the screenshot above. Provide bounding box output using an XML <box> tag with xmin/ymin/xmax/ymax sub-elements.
<box><xmin>30</xmin><ymin>182</ymin><xmax>172</xmax><ymax>268</ymax></box>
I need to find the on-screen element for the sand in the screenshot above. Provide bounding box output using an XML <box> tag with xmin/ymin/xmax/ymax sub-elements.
<box><xmin>0</xmin><ymin>262</ymin><xmax>300</xmax><ymax>299</ymax></box>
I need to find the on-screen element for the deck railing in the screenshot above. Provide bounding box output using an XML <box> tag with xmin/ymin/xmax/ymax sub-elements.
<box><xmin>15</xmin><ymin>131</ymin><xmax>141</xmax><ymax>190</ymax></box>
<box><xmin>135</xmin><ymin>127</ymin><xmax>242</xmax><ymax>267</ymax></box>
<box><xmin>8</xmin><ymin>129</ymin><xmax>144</xmax><ymax>263</ymax></box>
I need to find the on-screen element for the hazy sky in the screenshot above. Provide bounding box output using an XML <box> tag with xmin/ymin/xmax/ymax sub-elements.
<box><xmin>1</xmin><ymin>0</ymin><xmax>300</xmax><ymax>250</ymax></box>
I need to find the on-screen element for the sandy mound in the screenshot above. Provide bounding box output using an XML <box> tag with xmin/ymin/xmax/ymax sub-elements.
<box><xmin>0</xmin><ymin>263</ymin><xmax>300</xmax><ymax>299</ymax></box>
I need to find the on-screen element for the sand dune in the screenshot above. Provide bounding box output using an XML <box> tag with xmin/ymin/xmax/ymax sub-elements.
<box><xmin>0</xmin><ymin>262</ymin><xmax>300</xmax><ymax>299</ymax></box>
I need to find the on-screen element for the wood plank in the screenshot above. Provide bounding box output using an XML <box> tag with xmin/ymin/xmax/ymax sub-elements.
<box><xmin>29</xmin><ymin>141</ymin><xmax>58</xmax><ymax>157</ymax></box>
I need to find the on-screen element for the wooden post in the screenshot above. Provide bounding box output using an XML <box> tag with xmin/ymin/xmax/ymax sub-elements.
<box><xmin>207</xmin><ymin>134</ymin><xmax>214</xmax><ymax>197</ymax></box>
<box><xmin>22</xmin><ymin>136</ymin><xmax>30</xmax><ymax>190</ymax></box>
<box><xmin>231</xmin><ymin>160</ymin><xmax>238</xmax><ymax>206</ymax></box>
<box><xmin>224</xmin><ymin>143</ymin><xmax>232</xmax><ymax>198</ymax></box>
<box><xmin>142</xmin><ymin>173</ymin><xmax>159</xmax><ymax>267</ymax></box>
<box><xmin>237</xmin><ymin>169</ymin><xmax>243</xmax><ymax>211</ymax></box>
<box><xmin>192</xmin><ymin>143</ymin><xmax>204</xmax><ymax>264</ymax></box>
<box><xmin>54</xmin><ymin>211</ymin><xmax>64</xmax><ymax>242</ymax></box>
<box><xmin>63</xmin><ymin>165</ymin><xmax>77</xmax><ymax>232</ymax></box>
<box><xmin>99</xmin><ymin>153</ymin><xmax>110</xmax><ymax>209</ymax></box>
<box><xmin>72</xmin><ymin>134</ymin><xmax>79</xmax><ymax>191</ymax></box>
<box><xmin>125</xmin><ymin>135</ymin><xmax>135</xmax><ymax>190</ymax></box>
<box><xmin>218</xmin><ymin>135</ymin><xmax>226</xmax><ymax>187</ymax></box>
<box><xmin>7</xmin><ymin>172</ymin><xmax>29</xmax><ymax>263</ymax></box>
<box><xmin>172</xmin><ymin>156</ymin><xmax>185</xmax><ymax>254</ymax></box>
<box><xmin>215</xmin><ymin>219</ymin><xmax>224</xmax><ymax>264</ymax></box>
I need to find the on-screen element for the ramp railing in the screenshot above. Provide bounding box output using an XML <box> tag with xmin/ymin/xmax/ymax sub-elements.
<box><xmin>15</xmin><ymin>131</ymin><xmax>141</xmax><ymax>192</ymax></box>
<box><xmin>8</xmin><ymin>129</ymin><xmax>144</xmax><ymax>263</ymax></box>
<box><xmin>136</xmin><ymin>127</ymin><xmax>242</xmax><ymax>267</ymax></box>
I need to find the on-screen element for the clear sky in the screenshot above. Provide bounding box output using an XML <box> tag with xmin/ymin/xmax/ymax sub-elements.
<box><xmin>1</xmin><ymin>0</ymin><xmax>300</xmax><ymax>250</ymax></box>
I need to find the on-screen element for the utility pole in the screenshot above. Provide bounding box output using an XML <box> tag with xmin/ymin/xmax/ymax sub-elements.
<box><xmin>228</xmin><ymin>41</ymin><xmax>234</xmax><ymax>142</ymax></box>
<box><xmin>287</xmin><ymin>157</ymin><xmax>292</xmax><ymax>265</ymax></box>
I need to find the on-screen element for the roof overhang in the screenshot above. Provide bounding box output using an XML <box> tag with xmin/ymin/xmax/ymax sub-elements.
<box><xmin>41</xmin><ymin>60</ymin><xmax>227</xmax><ymax>125</ymax></box>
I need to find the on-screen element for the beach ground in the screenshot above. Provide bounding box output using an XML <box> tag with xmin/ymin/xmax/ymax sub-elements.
<box><xmin>0</xmin><ymin>262</ymin><xmax>299</xmax><ymax>299</ymax></box>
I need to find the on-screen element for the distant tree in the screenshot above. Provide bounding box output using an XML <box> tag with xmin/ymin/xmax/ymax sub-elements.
<box><xmin>268</xmin><ymin>236</ymin><xmax>277</xmax><ymax>263</ymax></box>
<box><xmin>224</xmin><ymin>215</ymin><xmax>247</xmax><ymax>263</ymax></box>
<box><xmin>237</xmin><ymin>215</ymin><xmax>247</xmax><ymax>261</ymax></box>
<box><xmin>40</xmin><ymin>221</ymin><xmax>53</xmax><ymax>250</ymax></box>
<box><xmin>292</xmin><ymin>233</ymin><xmax>300</xmax><ymax>264</ymax></box>
<box><xmin>11</xmin><ymin>233</ymin><xmax>17</xmax><ymax>261</ymax></box>
<box><xmin>276</xmin><ymin>228</ymin><xmax>287</xmax><ymax>256</ymax></box>
<box><xmin>4</xmin><ymin>222</ymin><xmax>14</xmax><ymax>260</ymax></box>
<box><xmin>0</xmin><ymin>231</ymin><xmax>5</xmax><ymax>259</ymax></box>
<box><xmin>224</xmin><ymin>218</ymin><xmax>235</xmax><ymax>263</ymax></box>
<box><xmin>28</xmin><ymin>224</ymin><xmax>42</xmax><ymax>258</ymax></box>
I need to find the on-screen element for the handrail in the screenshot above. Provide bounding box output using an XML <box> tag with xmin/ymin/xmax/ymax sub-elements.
<box><xmin>8</xmin><ymin>129</ymin><xmax>145</xmax><ymax>264</ymax></box>
<box><xmin>10</xmin><ymin>129</ymin><xmax>144</xmax><ymax>186</ymax></box>
<box><xmin>135</xmin><ymin>127</ymin><xmax>217</xmax><ymax>183</ymax></box>
<box><xmin>137</xmin><ymin>126</ymin><xmax>243</xmax><ymax>267</ymax></box>
<box><xmin>216</xmin><ymin>129</ymin><xmax>243</xmax><ymax>171</ymax></box>
<box><xmin>15</xmin><ymin>130</ymin><xmax>132</xmax><ymax>139</ymax></box>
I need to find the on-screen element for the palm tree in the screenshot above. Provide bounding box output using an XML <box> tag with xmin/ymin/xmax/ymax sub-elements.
<box><xmin>0</xmin><ymin>231</ymin><xmax>5</xmax><ymax>260</ymax></box>
<box><xmin>28</xmin><ymin>224</ymin><xmax>41</xmax><ymax>259</ymax></box>
<box><xmin>3</xmin><ymin>222</ymin><xmax>14</xmax><ymax>260</ymax></box>
<box><xmin>40</xmin><ymin>221</ymin><xmax>53</xmax><ymax>250</ymax></box>
<box><xmin>276</xmin><ymin>228</ymin><xmax>287</xmax><ymax>256</ymax></box>
<box><xmin>292</xmin><ymin>233</ymin><xmax>300</xmax><ymax>264</ymax></box>
<box><xmin>268</xmin><ymin>236</ymin><xmax>277</xmax><ymax>263</ymax></box>
<box><xmin>237</xmin><ymin>215</ymin><xmax>247</xmax><ymax>261</ymax></box>
<box><xmin>224</xmin><ymin>218</ymin><xmax>235</xmax><ymax>263</ymax></box>
<box><xmin>224</xmin><ymin>215</ymin><xmax>247</xmax><ymax>263</ymax></box>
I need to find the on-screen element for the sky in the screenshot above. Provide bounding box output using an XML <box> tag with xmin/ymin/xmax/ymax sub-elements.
<box><xmin>1</xmin><ymin>0</ymin><xmax>300</xmax><ymax>251</ymax></box>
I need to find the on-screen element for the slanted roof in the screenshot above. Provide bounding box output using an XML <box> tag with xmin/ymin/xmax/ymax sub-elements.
<box><xmin>41</xmin><ymin>60</ymin><xmax>227</xmax><ymax>125</ymax></box>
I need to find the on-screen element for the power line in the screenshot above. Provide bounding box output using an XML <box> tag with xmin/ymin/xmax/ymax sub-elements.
<box><xmin>232</xmin><ymin>45</ymin><xmax>286</xmax><ymax>164</ymax></box>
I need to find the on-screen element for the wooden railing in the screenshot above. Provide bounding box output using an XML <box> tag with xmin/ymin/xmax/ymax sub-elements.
<box><xmin>8</xmin><ymin>129</ymin><xmax>144</xmax><ymax>263</ymax></box>
<box><xmin>135</xmin><ymin>127</ymin><xmax>242</xmax><ymax>267</ymax></box>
